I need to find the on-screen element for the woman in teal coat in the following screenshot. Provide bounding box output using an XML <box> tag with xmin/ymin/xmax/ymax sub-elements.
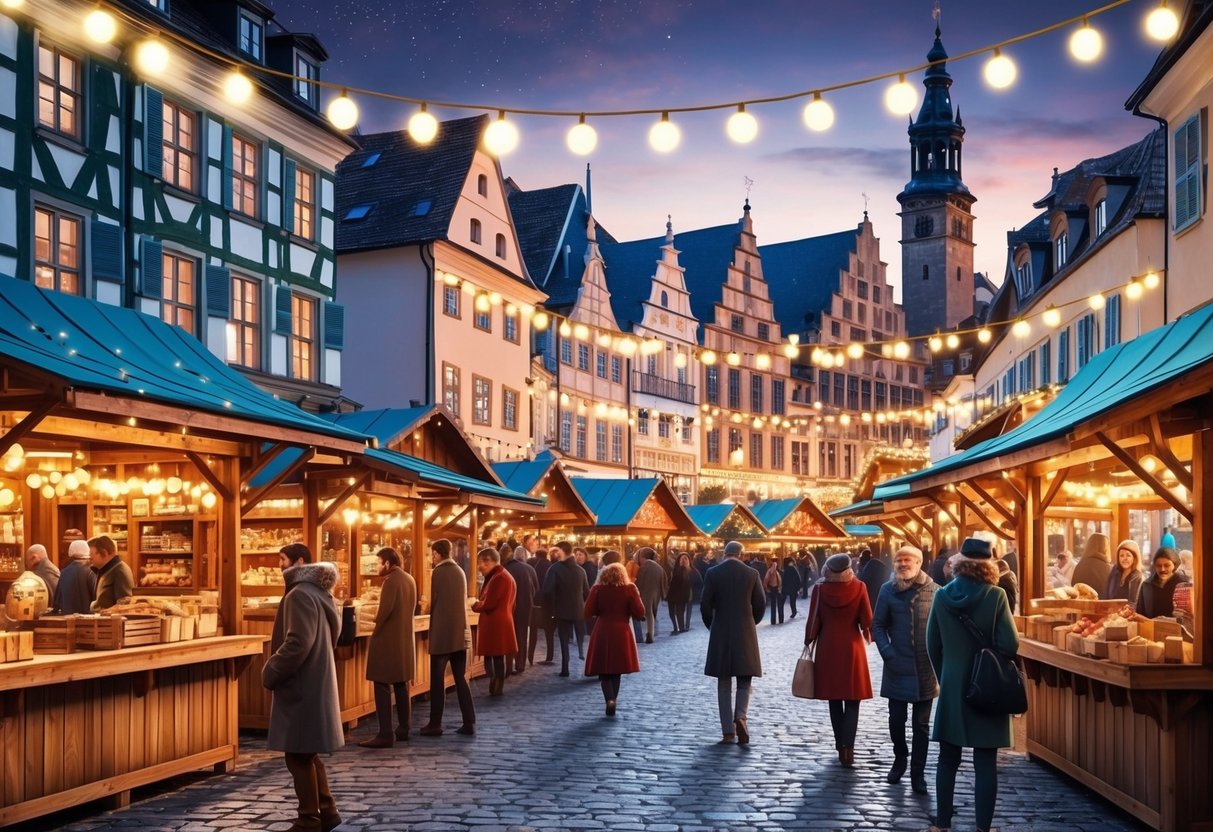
<box><xmin>926</xmin><ymin>537</ymin><xmax>1019</xmax><ymax>832</ymax></box>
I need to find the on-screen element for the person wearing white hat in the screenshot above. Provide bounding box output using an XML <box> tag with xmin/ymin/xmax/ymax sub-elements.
<box><xmin>54</xmin><ymin>539</ymin><xmax>96</xmax><ymax>615</ymax></box>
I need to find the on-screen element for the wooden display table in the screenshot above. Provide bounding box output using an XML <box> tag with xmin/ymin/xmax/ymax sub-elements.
<box><xmin>0</xmin><ymin>635</ymin><xmax>264</xmax><ymax>826</ymax></box>
<box><xmin>239</xmin><ymin>609</ymin><xmax>483</xmax><ymax>730</ymax></box>
<box><xmin>1019</xmin><ymin>640</ymin><xmax>1213</xmax><ymax>831</ymax></box>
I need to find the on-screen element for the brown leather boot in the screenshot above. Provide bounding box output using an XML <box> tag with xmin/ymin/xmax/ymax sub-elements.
<box><xmin>313</xmin><ymin>757</ymin><xmax>342</xmax><ymax>832</ymax></box>
<box><xmin>284</xmin><ymin>754</ymin><xmax>322</xmax><ymax>832</ymax></box>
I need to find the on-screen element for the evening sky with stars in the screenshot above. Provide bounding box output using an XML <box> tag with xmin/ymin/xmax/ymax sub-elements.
<box><xmin>272</xmin><ymin>0</ymin><xmax>1169</xmax><ymax>298</ymax></box>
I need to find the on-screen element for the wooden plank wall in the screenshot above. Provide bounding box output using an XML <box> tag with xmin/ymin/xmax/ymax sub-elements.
<box><xmin>0</xmin><ymin>662</ymin><xmax>237</xmax><ymax>825</ymax></box>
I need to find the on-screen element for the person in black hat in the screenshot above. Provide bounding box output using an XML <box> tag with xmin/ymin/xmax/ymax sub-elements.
<box><xmin>1136</xmin><ymin>546</ymin><xmax>1182</xmax><ymax>619</ymax></box>
<box><xmin>701</xmin><ymin>540</ymin><xmax>765</xmax><ymax>744</ymax></box>
<box><xmin>926</xmin><ymin>537</ymin><xmax>1018</xmax><ymax>832</ymax></box>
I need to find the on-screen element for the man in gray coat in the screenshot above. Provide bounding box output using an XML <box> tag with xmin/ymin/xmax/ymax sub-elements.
<box><xmin>262</xmin><ymin>543</ymin><xmax>344</xmax><ymax>832</ymax></box>
<box><xmin>701</xmin><ymin>540</ymin><xmax>765</xmax><ymax>744</ymax></box>
<box><xmin>420</xmin><ymin>538</ymin><xmax>475</xmax><ymax>736</ymax></box>
<box><xmin>25</xmin><ymin>544</ymin><xmax>59</xmax><ymax>600</ymax></box>
<box><xmin>540</xmin><ymin>540</ymin><xmax>589</xmax><ymax>677</ymax></box>
<box><xmin>360</xmin><ymin>547</ymin><xmax>416</xmax><ymax>748</ymax></box>
<box><xmin>634</xmin><ymin>548</ymin><xmax>669</xmax><ymax>644</ymax></box>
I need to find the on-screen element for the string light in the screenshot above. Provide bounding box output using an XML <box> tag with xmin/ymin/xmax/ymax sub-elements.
<box><xmin>885</xmin><ymin>74</ymin><xmax>918</xmax><ymax>116</ymax></box>
<box><xmin>893</xmin><ymin>341</ymin><xmax>911</xmax><ymax>360</ymax></box>
<box><xmin>0</xmin><ymin>0</ymin><xmax>23</xmax><ymax>8</ymax></box>
<box><xmin>1125</xmin><ymin>279</ymin><xmax>1143</xmax><ymax>300</ymax></box>
<box><xmin>1088</xmin><ymin>293</ymin><xmax>1106</xmax><ymax>310</ymax></box>
<box><xmin>984</xmin><ymin>49</ymin><xmax>1017</xmax><ymax>89</ymax></box>
<box><xmin>133</xmin><ymin>38</ymin><xmax>170</xmax><ymax>77</ymax></box>
<box><xmin>649</xmin><ymin>112</ymin><xmax>680</xmax><ymax>153</ymax></box>
<box><xmin>928</xmin><ymin>335</ymin><xmax>943</xmax><ymax>353</ymax></box>
<box><xmin>567</xmin><ymin>115</ymin><xmax>597</xmax><ymax>155</ymax></box>
<box><xmin>83</xmin><ymin>8</ymin><xmax>117</xmax><ymax>44</ymax></box>
<box><xmin>408</xmin><ymin>104</ymin><xmax>439</xmax><ymax>144</ymax></box>
<box><xmin>327</xmin><ymin>89</ymin><xmax>359</xmax><ymax>131</ymax></box>
<box><xmin>223</xmin><ymin>71</ymin><xmax>254</xmax><ymax>105</ymax></box>
<box><xmin>1043</xmin><ymin>305</ymin><xmax>1062</xmax><ymax>328</ymax></box>
<box><xmin>1145</xmin><ymin>1</ymin><xmax>1180</xmax><ymax>41</ymax></box>
<box><xmin>726</xmin><ymin>351</ymin><xmax>741</xmax><ymax>366</ymax></box>
<box><xmin>846</xmin><ymin>343</ymin><xmax>864</xmax><ymax>360</ymax></box>
<box><xmin>803</xmin><ymin>92</ymin><xmax>835</xmax><ymax>132</ymax></box>
<box><xmin>1012</xmin><ymin>319</ymin><xmax>1031</xmax><ymax>338</ymax></box>
<box><xmin>726</xmin><ymin>105</ymin><xmax>759</xmax><ymax>144</ymax></box>
<box><xmin>1143</xmin><ymin>270</ymin><xmax>1160</xmax><ymax>290</ymax></box>
<box><xmin>484</xmin><ymin>111</ymin><xmax>519</xmax><ymax>156</ymax></box>
<box><xmin>945</xmin><ymin>334</ymin><xmax>960</xmax><ymax>350</ymax></box>
<box><xmin>1069</xmin><ymin>20</ymin><xmax>1104</xmax><ymax>62</ymax></box>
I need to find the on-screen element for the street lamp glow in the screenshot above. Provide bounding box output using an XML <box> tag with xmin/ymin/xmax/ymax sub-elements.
<box><xmin>484</xmin><ymin>112</ymin><xmax>519</xmax><ymax>156</ymax></box>
<box><xmin>223</xmin><ymin>71</ymin><xmax>254</xmax><ymax>105</ymax></box>
<box><xmin>567</xmin><ymin>118</ymin><xmax>597</xmax><ymax>155</ymax></box>
<box><xmin>1069</xmin><ymin>23</ymin><xmax>1104</xmax><ymax>63</ymax></box>
<box><xmin>83</xmin><ymin>9</ymin><xmax>117</xmax><ymax>44</ymax></box>
<box><xmin>408</xmin><ymin>106</ymin><xmax>439</xmax><ymax>144</ymax></box>
<box><xmin>649</xmin><ymin>112</ymin><xmax>681</xmax><ymax>153</ymax></box>
<box><xmin>885</xmin><ymin>75</ymin><xmax>918</xmax><ymax>116</ymax></box>
<box><xmin>984</xmin><ymin>50</ymin><xmax>1017</xmax><ymax>90</ymax></box>
<box><xmin>803</xmin><ymin>93</ymin><xmax>835</xmax><ymax>132</ymax></box>
<box><xmin>134</xmin><ymin>39</ymin><xmax>170</xmax><ymax>77</ymax></box>
<box><xmin>327</xmin><ymin>92</ymin><xmax>359</xmax><ymax>131</ymax></box>
<box><xmin>726</xmin><ymin>106</ymin><xmax>758</xmax><ymax>144</ymax></box>
<box><xmin>1146</xmin><ymin>3</ymin><xmax>1180</xmax><ymax>41</ymax></box>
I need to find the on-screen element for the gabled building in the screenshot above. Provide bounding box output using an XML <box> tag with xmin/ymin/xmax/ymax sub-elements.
<box><xmin>335</xmin><ymin>115</ymin><xmax>546</xmax><ymax>462</ymax></box>
<box><xmin>3</xmin><ymin>0</ymin><xmax>353</xmax><ymax>407</ymax></box>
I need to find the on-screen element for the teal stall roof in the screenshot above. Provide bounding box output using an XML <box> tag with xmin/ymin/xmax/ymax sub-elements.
<box><xmin>750</xmin><ymin>497</ymin><xmax>849</xmax><ymax>540</ymax></box>
<box><xmin>0</xmin><ymin>276</ymin><xmax>367</xmax><ymax>445</ymax></box>
<box><xmin>365</xmin><ymin>447</ymin><xmax>544</xmax><ymax>505</ymax></box>
<box><xmin>318</xmin><ymin>406</ymin><xmax>432</xmax><ymax>445</ymax></box>
<box><xmin>830</xmin><ymin>500</ymin><xmax>881</xmax><ymax>518</ymax></box>
<box><xmin>875</xmin><ymin>302</ymin><xmax>1213</xmax><ymax>495</ymax></box>
<box><xmin>684</xmin><ymin>503</ymin><xmax>767</xmax><ymax>537</ymax></box>
<box><xmin>492</xmin><ymin>450</ymin><xmax>558</xmax><ymax>495</ymax></box>
<box><xmin>570</xmin><ymin>478</ymin><xmax>662</xmax><ymax>528</ymax></box>
<box><xmin>845</xmin><ymin>524</ymin><xmax>883</xmax><ymax>537</ymax></box>
<box><xmin>751</xmin><ymin>498</ymin><xmax>801</xmax><ymax>530</ymax></box>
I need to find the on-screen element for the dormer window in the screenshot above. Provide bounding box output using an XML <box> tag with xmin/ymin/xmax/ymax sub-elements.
<box><xmin>147</xmin><ymin>0</ymin><xmax>167</xmax><ymax>11</ymax></box>
<box><xmin>1094</xmin><ymin>199</ymin><xmax>1107</xmax><ymax>237</ymax></box>
<box><xmin>295</xmin><ymin>54</ymin><xmax>319</xmax><ymax>108</ymax></box>
<box><xmin>1055</xmin><ymin>231</ymin><xmax>1068</xmax><ymax>268</ymax></box>
<box><xmin>238</xmin><ymin>11</ymin><xmax>263</xmax><ymax>62</ymax></box>
<box><xmin>1013</xmin><ymin>246</ymin><xmax>1033</xmax><ymax>299</ymax></box>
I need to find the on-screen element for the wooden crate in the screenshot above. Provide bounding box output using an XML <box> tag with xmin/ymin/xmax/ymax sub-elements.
<box><xmin>75</xmin><ymin>615</ymin><xmax>162</xmax><ymax>650</ymax></box>
<box><xmin>33</xmin><ymin>617</ymin><xmax>77</xmax><ymax>654</ymax></box>
<box><xmin>159</xmin><ymin>616</ymin><xmax>182</xmax><ymax>643</ymax></box>
<box><xmin>180</xmin><ymin>615</ymin><xmax>197</xmax><ymax>640</ymax></box>
<box><xmin>0</xmin><ymin>631</ymin><xmax>33</xmax><ymax>662</ymax></box>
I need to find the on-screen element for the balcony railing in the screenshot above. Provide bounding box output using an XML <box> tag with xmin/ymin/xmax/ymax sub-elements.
<box><xmin>632</xmin><ymin>370</ymin><xmax>696</xmax><ymax>404</ymax></box>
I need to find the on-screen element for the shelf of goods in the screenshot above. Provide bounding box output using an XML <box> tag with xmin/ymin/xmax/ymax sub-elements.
<box><xmin>132</xmin><ymin>516</ymin><xmax>214</xmax><ymax>593</ymax></box>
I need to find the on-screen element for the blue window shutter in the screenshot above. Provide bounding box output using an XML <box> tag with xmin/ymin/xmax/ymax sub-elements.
<box><xmin>139</xmin><ymin>237</ymin><xmax>162</xmax><ymax>299</ymax></box>
<box><xmin>91</xmin><ymin>220</ymin><xmax>123</xmax><ymax>284</ymax></box>
<box><xmin>283</xmin><ymin>159</ymin><xmax>296</xmax><ymax>234</ymax></box>
<box><xmin>274</xmin><ymin>285</ymin><xmax>293</xmax><ymax>334</ymax></box>
<box><xmin>221</xmin><ymin>125</ymin><xmax>234</xmax><ymax>210</ymax></box>
<box><xmin>205</xmin><ymin>265</ymin><xmax>231</xmax><ymax>317</ymax></box>
<box><xmin>1106</xmin><ymin>294</ymin><xmax>1120</xmax><ymax>347</ymax></box>
<box><xmin>323</xmin><ymin>301</ymin><xmax>344</xmax><ymax>350</ymax></box>
<box><xmin>1058</xmin><ymin>329</ymin><xmax>1069</xmax><ymax>382</ymax></box>
<box><xmin>143</xmin><ymin>87</ymin><xmax>163</xmax><ymax>178</ymax></box>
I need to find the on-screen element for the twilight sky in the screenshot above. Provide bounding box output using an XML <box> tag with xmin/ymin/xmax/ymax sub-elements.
<box><xmin>272</xmin><ymin>0</ymin><xmax>1166</xmax><ymax>299</ymax></box>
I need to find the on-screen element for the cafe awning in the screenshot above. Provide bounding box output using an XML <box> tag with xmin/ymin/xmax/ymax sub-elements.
<box><xmin>570</xmin><ymin>477</ymin><xmax>697</xmax><ymax>535</ymax></box>
<box><xmin>0</xmin><ymin>276</ymin><xmax>369</xmax><ymax>452</ymax></box>
<box><xmin>491</xmin><ymin>450</ymin><xmax>596</xmax><ymax>526</ymax></box>
<box><xmin>684</xmin><ymin>503</ymin><xmax>767</xmax><ymax>539</ymax></box>
<box><xmin>751</xmin><ymin>496</ymin><xmax>849</xmax><ymax>542</ymax></box>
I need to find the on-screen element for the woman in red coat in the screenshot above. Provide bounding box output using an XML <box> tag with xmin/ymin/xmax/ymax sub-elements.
<box><xmin>472</xmin><ymin>548</ymin><xmax>517</xmax><ymax>697</ymax></box>
<box><xmin>584</xmin><ymin>562</ymin><xmax>645</xmax><ymax>716</ymax></box>
<box><xmin>806</xmin><ymin>552</ymin><xmax>873</xmax><ymax>768</ymax></box>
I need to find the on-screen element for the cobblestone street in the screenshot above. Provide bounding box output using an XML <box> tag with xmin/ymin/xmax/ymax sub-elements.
<box><xmin>32</xmin><ymin>612</ymin><xmax>1144</xmax><ymax>832</ymax></box>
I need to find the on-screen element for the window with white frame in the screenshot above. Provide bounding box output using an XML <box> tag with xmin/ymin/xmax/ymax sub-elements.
<box><xmin>575</xmin><ymin>415</ymin><xmax>587</xmax><ymax>458</ymax></box>
<box><xmin>1094</xmin><ymin>199</ymin><xmax>1108</xmax><ymax>237</ymax></box>
<box><xmin>443</xmin><ymin>285</ymin><xmax>460</xmax><ymax>317</ymax></box>
<box><xmin>503</xmin><ymin>308</ymin><xmax>519</xmax><ymax>343</ymax></box>
<box><xmin>595</xmin><ymin>421</ymin><xmax>607</xmax><ymax>461</ymax></box>
<box><xmin>295</xmin><ymin>54</ymin><xmax>319</xmax><ymax>107</ymax></box>
<box><xmin>1055</xmin><ymin>231</ymin><xmax>1068</xmax><ymax>268</ymax></box>
<box><xmin>443</xmin><ymin>363</ymin><xmax>461</xmax><ymax>417</ymax></box>
<box><xmin>502</xmin><ymin>388</ymin><xmax>518</xmax><ymax>431</ymax></box>
<box><xmin>610</xmin><ymin>356</ymin><xmax>622</xmax><ymax>383</ymax></box>
<box><xmin>559</xmin><ymin>411</ymin><xmax>571</xmax><ymax>452</ymax></box>
<box><xmin>611</xmin><ymin>425</ymin><xmax>623</xmax><ymax>463</ymax></box>
<box><xmin>238</xmin><ymin>11</ymin><xmax>263</xmax><ymax>61</ymax></box>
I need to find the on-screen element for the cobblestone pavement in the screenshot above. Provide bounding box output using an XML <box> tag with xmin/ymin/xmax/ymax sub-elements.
<box><xmin>30</xmin><ymin>608</ymin><xmax>1145</xmax><ymax>832</ymax></box>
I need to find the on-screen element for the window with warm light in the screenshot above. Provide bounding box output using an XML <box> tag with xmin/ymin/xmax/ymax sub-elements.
<box><xmin>162</xmin><ymin>100</ymin><xmax>196</xmax><ymax>191</ymax></box>
<box><xmin>443</xmin><ymin>363</ymin><xmax>461</xmax><ymax>417</ymax></box>
<box><xmin>290</xmin><ymin>294</ymin><xmax>316</xmax><ymax>381</ymax></box>
<box><xmin>228</xmin><ymin>275</ymin><xmax>260</xmax><ymax>369</ymax></box>
<box><xmin>502</xmin><ymin>387</ymin><xmax>518</xmax><ymax>431</ymax></box>
<box><xmin>231</xmin><ymin>134</ymin><xmax>259</xmax><ymax>218</ymax></box>
<box><xmin>33</xmin><ymin>205</ymin><xmax>81</xmax><ymax>295</ymax></box>
<box><xmin>294</xmin><ymin>168</ymin><xmax>315</xmax><ymax>241</ymax></box>
<box><xmin>295</xmin><ymin>54</ymin><xmax>319</xmax><ymax>108</ymax></box>
<box><xmin>238</xmin><ymin>11</ymin><xmax>263</xmax><ymax>61</ymax></box>
<box><xmin>161</xmin><ymin>252</ymin><xmax>196</xmax><ymax>334</ymax></box>
<box><xmin>472</xmin><ymin>376</ymin><xmax>491</xmax><ymax>425</ymax></box>
<box><xmin>37</xmin><ymin>44</ymin><xmax>81</xmax><ymax>140</ymax></box>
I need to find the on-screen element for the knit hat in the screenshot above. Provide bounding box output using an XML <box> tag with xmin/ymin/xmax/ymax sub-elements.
<box><xmin>896</xmin><ymin>544</ymin><xmax>924</xmax><ymax>562</ymax></box>
<box><xmin>67</xmin><ymin>539</ymin><xmax>90</xmax><ymax>560</ymax></box>
<box><xmin>723</xmin><ymin>540</ymin><xmax>744</xmax><ymax>558</ymax></box>
<box><xmin>1115</xmin><ymin>539</ymin><xmax>1142</xmax><ymax>562</ymax></box>
<box><xmin>960</xmin><ymin>537</ymin><xmax>993</xmax><ymax>559</ymax></box>
<box><xmin>824</xmin><ymin>553</ymin><xmax>853</xmax><ymax>573</ymax></box>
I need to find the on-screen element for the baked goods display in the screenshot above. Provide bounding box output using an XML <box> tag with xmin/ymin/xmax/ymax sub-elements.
<box><xmin>139</xmin><ymin>559</ymin><xmax>192</xmax><ymax>587</ymax></box>
<box><xmin>240</xmin><ymin>566</ymin><xmax>285</xmax><ymax>586</ymax></box>
<box><xmin>1025</xmin><ymin>601</ymin><xmax>1193</xmax><ymax>664</ymax></box>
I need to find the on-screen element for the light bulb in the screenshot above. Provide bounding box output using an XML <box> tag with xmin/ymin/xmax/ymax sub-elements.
<box><xmin>803</xmin><ymin>93</ymin><xmax>835</xmax><ymax>132</ymax></box>
<box><xmin>1144</xmin><ymin>271</ymin><xmax>1160</xmax><ymax>289</ymax></box>
<box><xmin>3</xmin><ymin>442</ymin><xmax>22</xmax><ymax>459</ymax></box>
<box><xmin>409</xmin><ymin>106</ymin><xmax>439</xmax><ymax>144</ymax></box>
<box><xmin>63</xmin><ymin>474</ymin><xmax>79</xmax><ymax>491</ymax></box>
<box><xmin>846</xmin><ymin>343</ymin><xmax>864</xmax><ymax>359</ymax></box>
<box><xmin>573</xmin><ymin>323</ymin><xmax>589</xmax><ymax>341</ymax></box>
<box><xmin>726</xmin><ymin>351</ymin><xmax>741</xmax><ymax>366</ymax></box>
<box><xmin>984</xmin><ymin>50</ymin><xmax>1017</xmax><ymax>90</ymax></box>
<box><xmin>726</xmin><ymin>107</ymin><xmax>758</xmax><ymax>144</ymax></box>
<box><xmin>223</xmin><ymin>71</ymin><xmax>254</xmax><ymax>105</ymax></box>
<box><xmin>945</xmin><ymin>334</ymin><xmax>960</xmax><ymax>350</ymax></box>
<box><xmin>484</xmin><ymin>112</ymin><xmax>519</xmax><ymax>156</ymax></box>
<box><xmin>41</xmin><ymin>484</ymin><xmax>55</xmax><ymax>500</ymax></box>
<box><xmin>783</xmin><ymin>343</ymin><xmax>799</xmax><ymax>358</ymax></box>
<box><xmin>48</xmin><ymin>471</ymin><xmax>62</xmax><ymax>484</ymax></box>
<box><xmin>201</xmin><ymin>491</ymin><xmax>217</xmax><ymax>510</ymax></box>
<box><xmin>674</xmin><ymin>352</ymin><xmax>688</xmax><ymax>369</ymax></box>
<box><xmin>0</xmin><ymin>489</ymin><xmax>13</xmax><ymax>508</ymax></box>
<box><xmin>885</xmin><ymin>75</ymin><xmax>918</xmax><ymax>116</ymax></box>
<box><xmin>1146</xmin><ymin>3</ymin><xmax>1180</xmax><ymax>41</ymax></box>
<box><xmin>700</xmin><ymin>350</ymin><xmax>717</xmax><ymax>366</ymax></box>
<box><xmin>755</xmin><ymin>352</ymin><xmax>772</xmax><ymax>370</ymax></box>
<box><xmin>327</xmin><ymin>92</ymin><xmax>359</xmax><ymax>131</ymax></box>
<box><xmin>567</xmin><ymin>118</ymin><xmax>597</xmax><ymax>155</ymax></box>
<box><xmin>1069</xmin><ymin>23</ymin><xmax>1104</xmax><ymax>63</ymax></box>
<box><xmin>134</xmin><ymin>39</ymin><xmax>170</xmax><ymax>77</ymax></box>
<box><xmin>649</xmin><ymin>113</ymin><xmax>680</xmax><ymax>153</ymax></box>
<box><xmin>928</xmin><ymin>336</ymin><xmax>943</xmax><ymax>353</ymax></box>
<box><xmin>1043</xmin><ymin>305</ymin><xmax>1061</xmax><ymax>328</ymax></box>
<box><xmin>977</xmin><ymin>328</ymin><xmax>992</xmax><ymax>344</ymax></box>
<box><xmin>1012</xmin><ymin>319</ymin><xmax>1031</xmax><ymax>338</ymax></box>
<box><xmin>0</xmin><ymin>0</ymin><xmax>24</xmax><ymax>8</ymax></box>
<box><xmin>893</xmin><ymin>341</ymin><xmax>910</xmax><ymax>359</ymax></box>
<box><xmin>475</xmin><ymin>294</ymin><xmax>491</xmax><ymax>313</ymax></box>
<box><xmin>1126</xmin><ymin>280</ymin><xmax>1143</xmax><ymax>300</ymax></box>
<box><xmin>83</xmin><ymin>8</ymin><xmax>117</xmax><ymax>44</ymax></box>
<box><xmin>25</xmin><ymin>473</ymin><xmax>41</xmax><ymax>489</ymax></box>
<box><xmin>1088</xmin><ymin>293</ymin><xmax>1106</xmax><ymax>311</ymax></box>
<box><xmin>167</xmin><ymin>476</ymin><xmax>183</xmax><ymax>494</ymax></box>
<box><xmin>532</xmin><ymin>311</ymin><xmax>549</xmax><ymax>330</ymax></box>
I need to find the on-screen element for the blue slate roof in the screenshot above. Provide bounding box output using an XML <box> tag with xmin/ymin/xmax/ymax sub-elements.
<box><xmin>570</xmin><ymin>477</ymin><xmax>664</xmax><ymax>528</ymax></box>
<box><xmin>366</xmin><ymin>447</ymin><xmax>543</xmax><ymax>505</ymax></box>
<box><xmin>877</xmin><ymin>301</ymin><xmax>1213</xmax><ymax>494</ymax></box>
<box><xmin>760</xmin><ymin>230</ymin><xmax>858</xmax><ymax>336</ymax></box>
<box><xmin>0</xmin><ymin>276</ymin><xmax>366</xmax><ymax>444</ymax></box>
<box><xmin>317</xmin><ymin>406</ymin><xmax>432</xmax><ymax>446</ymax></box>
<box><xmin>491</xmin><ymin>450</ymin><xmax>556</xmax><ymax>495</ymax></box>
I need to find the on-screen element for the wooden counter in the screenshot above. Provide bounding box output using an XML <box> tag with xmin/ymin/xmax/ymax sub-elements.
<box><xmin>0</xmin><ymin>636</ymin><xmax>263</xmax><ymax>826</ymax></box>
<box><xmin>1019</xmin><ymin>639</ymin><xmax>1213</xmax><ymax>832</ymax></box>
<box><xmin>238</xmin><ymin>609</ymin><xmax>484</xmax><ymax>730</ymax></box>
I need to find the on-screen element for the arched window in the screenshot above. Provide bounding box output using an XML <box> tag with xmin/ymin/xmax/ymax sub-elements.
<box><xmin>470</xmin><ymin>218</ymin><xmax>482</xmax><ymax>244</ymax></box>
<box><xmin>477</xmin><ymin>174</ymin><xmax>488</xmax><ymax>197</ymax></box>
<box><xmin>495</xmin><ymin>233</ymin><xmax>506</xmax><ymax>259</ymax></box>
<box><xmin>660</xmin><ymin>290</ymin><xmax>668</xmax><ymax>308</ymax></box>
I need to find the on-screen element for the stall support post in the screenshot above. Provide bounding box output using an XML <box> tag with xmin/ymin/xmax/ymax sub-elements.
<box><xmin>1024</xmin><ymin>474</ymin><xmax>1041</xmax><ymax>604</ymax></box>
<box><xmin>1193</xmin><ymin>428</ymin><xmax>1212</xmax><ymax>666</ymax></box>
<box><xmin>302</xmin><ymin>478</ymin><xmax>321</xmax><ymax>557</ymax></box>
<box><xmin>411</xmin><ymin>499</ymin><xmax>427</xmax><ymax>602</ymax></box>
<box><xmin>219</xmin><ymin>456</ymin><xmax>242</xmax><ymax>637</ymax></box>
<box><xmin>468</xmin><ymin>507</ymin><xmax>479</xmax><ymax>599</ymax></box>
<box><xmin>1114</xmin><ymin>503</ymin><xmax>1130</xmax><ymax>555</ymax></box>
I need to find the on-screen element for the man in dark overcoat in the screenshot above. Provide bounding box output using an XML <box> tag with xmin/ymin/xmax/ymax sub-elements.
<box><xmin>701</xmin><ymin>540</ymin><xmax>765</xmax><ymax>744</ymax></box>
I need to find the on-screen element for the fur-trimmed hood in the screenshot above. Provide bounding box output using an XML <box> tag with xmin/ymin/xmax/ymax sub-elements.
<box><xmin>283</xmin><ymin>561</ymin><xmax>339</xmax><ymax>593</ymax></box>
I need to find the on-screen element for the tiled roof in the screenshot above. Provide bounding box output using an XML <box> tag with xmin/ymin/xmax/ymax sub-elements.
<box><xmin>760</xmin><ymin>229</ymin><xmax>858</xmax><ymax>336</ymax></box>
<box><xmin>334</xmin><ymin>115</ymin><xmax>487</xmax><ymax>254</ymax></box>
<box><xmin>1126</xmin><ymin>0</ymin><xmax>1213</xmax><ymax>112</ymax></box>
<box><xmin>508</xmin><ymin>184</ymin><xmax>581</xmax><ymax>290</ymax></box>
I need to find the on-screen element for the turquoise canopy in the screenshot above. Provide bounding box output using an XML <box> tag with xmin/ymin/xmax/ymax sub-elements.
<box><xmin>684</xmin><ymin>503</ymin><xmax>766</xmax><ymax>537</ymax></box>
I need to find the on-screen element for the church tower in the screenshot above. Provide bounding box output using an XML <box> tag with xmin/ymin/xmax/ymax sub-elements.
<box><xmin>897</xmin><ymin>26</ymin><xmax>976</xmax><ymax>338</ymax></box>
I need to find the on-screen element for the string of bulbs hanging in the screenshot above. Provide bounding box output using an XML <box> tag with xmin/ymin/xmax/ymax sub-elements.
<box><xmin>24</xmin><ymin>0</ymin><xmax>1183</xmax><ymax>156</ymax></box>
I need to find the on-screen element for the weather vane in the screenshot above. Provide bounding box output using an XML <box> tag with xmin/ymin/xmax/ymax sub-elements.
<box><xmin>744</xmin><ymin>176</ymin><xmax>754</xmax><ymax>199</ymax></box>
<box><xmin>862</xmin><ymin>192</ymin><xmax>870</xmax><ymax>216</ymax></box>
<box><xmin>933</xmin><ymin>0</ymin><xmax>941</xmax><ymax>28</ymax></box>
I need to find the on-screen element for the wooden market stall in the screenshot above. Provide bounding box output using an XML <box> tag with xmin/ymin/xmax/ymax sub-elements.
<box><xmin>751</xmin><ymin>496</ymin><xmax>849</xmax><ymax>552</ymax></box>
<box><xmin>679</xmin><ymin>502</ymin><xmax>768</xmax><ymax>547</ymax></box>
<box><xmin>867</xmin><ymin>304</ymin><xmax>1213</xmax><ymax>832</ymax></box>
<box><xmin>491</xmin><ymin>450</ymin><xmax>597</xmax><ymax>535</ymax></box>
<box><xmin>0</xmin><ymin>279</ymin><xmax>370</xmax><ymax>825</ymax></box>
<box><xmin>565</xmin><ymin>477</ymin><xmax>697</xmax><ymax>554</ymax></box>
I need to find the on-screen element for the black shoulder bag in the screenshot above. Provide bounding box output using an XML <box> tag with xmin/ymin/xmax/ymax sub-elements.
<box><xmin>948</xmin><ymin>605</ymin><xmax>1027</xmax><ymax>716</ymax></box>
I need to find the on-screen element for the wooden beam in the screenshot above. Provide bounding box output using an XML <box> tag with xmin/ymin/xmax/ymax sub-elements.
<box><xmin>33</xmin><ymin>416</ymin><xmax>241</xmax><ymax>456</ymax></box>
<box><xmin>0</xmin><ymin>400</ymin><xmax>57</xmax><ymax>457</ymax></box>
<box><xmin>317</xmin><ymin>471</ymin><xmax>372</xmax><ymax>526</ymax></box>
<box><xmin>433</xmin><ymin>504</ymin><xmax>474</xmax><ymax>532</ymax></box>
<box><xmin>1148</xmin><ymin>413</ymin><xmax>1194</xmax><ymax>491</ymax></box>
<box><xmin>954</xmin><ymin>488</ymin><xmax>1015</xmax><ymax>540</ymax></box>
<box><xmin>217</xmin><ymin>457</ymin><xmax>242</xmax><ymax>640</ymax></box>
<box><xmin>1040</xmin><ymin>467</ymin><xmax>1071</xmax><ymax>511</ymax></box>
<box><xmin>1024</xmin><ymin>474</ymin><xmax>1041</xmax><ymax>606</ymax></box>
<box><xmin>241</xmin><ymin>442</ymin><xmax>291</xmax><ymax>489</ymax></box>
<box><xmin>966</xmin><ymin>481</ymin><xmax>1018</xmax><ymax>526</ymax></box>
<box><xmin>1000</xmin><ymin>474</ymin><xmax>1028</xmax><ymax>506</ymax></box>
<box><xmin>1094</xmin><ymin>432</ymin><xmax>1193</xmax><ymax>523</ymax></box>
<box><xmin>242</xmin><ymin>448</ymin><xmax>315</xmax><ymax>516</ymax></box>
<box><xmin>1191</xmin><ymin>429</ymin><xmax>1212</xmax><ymax>667</ymax></box>
<box><xmin>909</xmin><ymin>436</ymin><xmax>1071</xmax><ymax>492</ymax></box>
<box><xmin>0</xmin><ymin>393</ymin><xmax>66</xmax><ymax>412</ymax></box>
<box><xmin>185</xmin><ymin>452</ymin><xmax>234</xmax><ymax>502</ymax></box>
<box><xmin>927</xmin><ymin>493</ymin><xmax>962</xmax><ymax>530</ymax></box>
